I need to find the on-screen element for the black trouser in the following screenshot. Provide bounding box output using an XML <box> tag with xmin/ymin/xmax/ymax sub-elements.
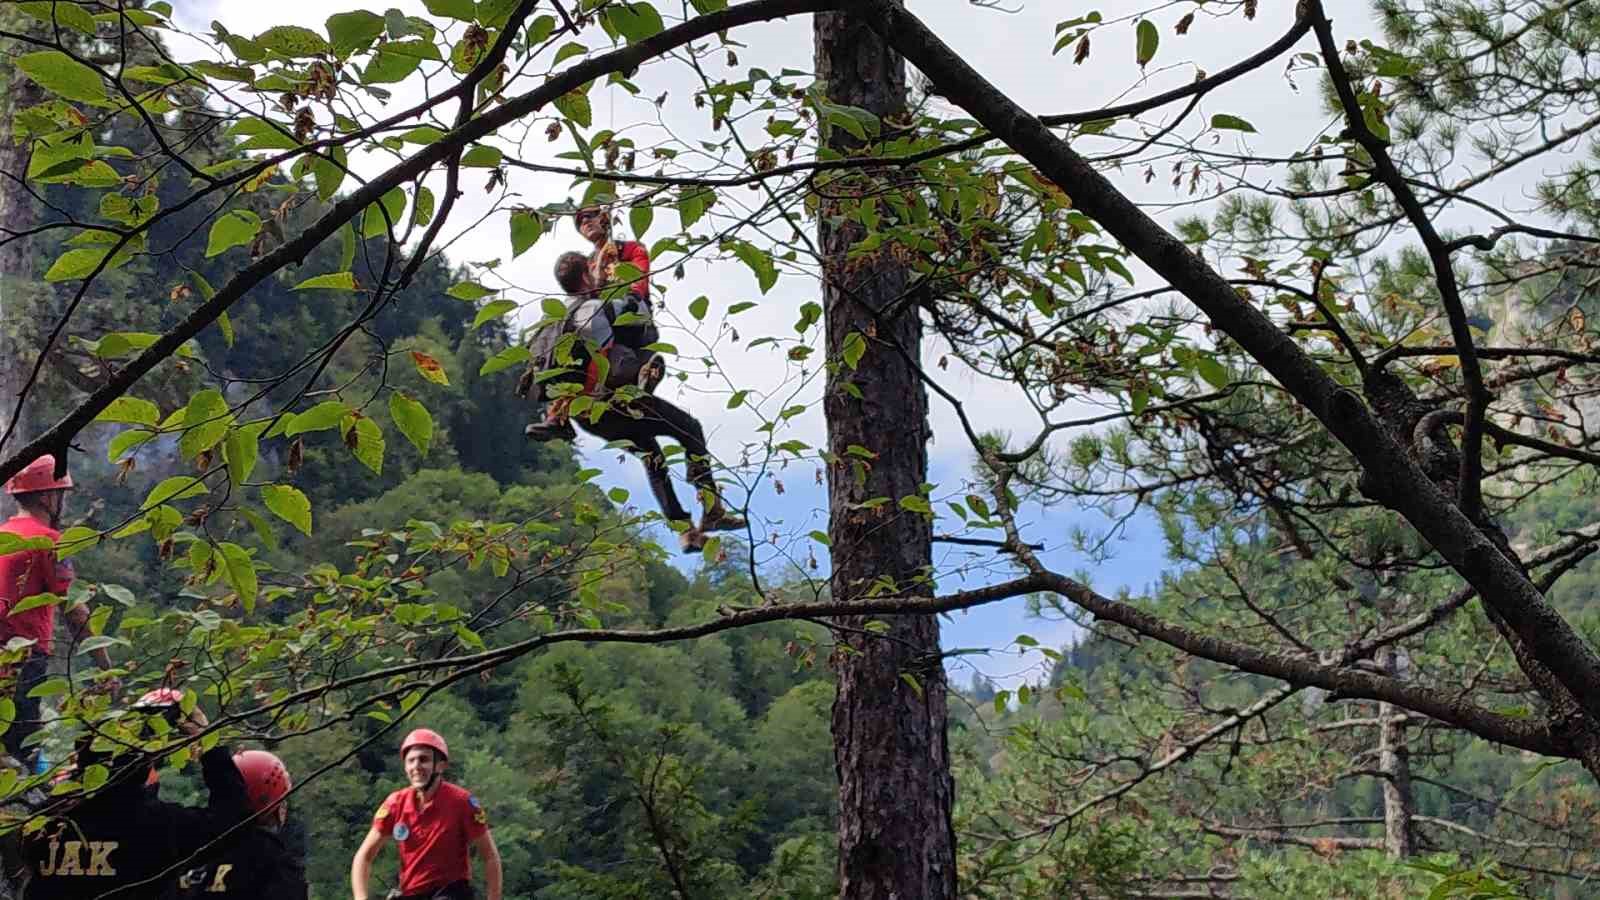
<box><xmin>578</xmin><ymin>395</ymin><xmax>715</xmax><ymax>524</ymax></box>
<box><xmin>3</xmin><ymin>652</ymin><xmax>48</xmax><ymax>759</ymax></box>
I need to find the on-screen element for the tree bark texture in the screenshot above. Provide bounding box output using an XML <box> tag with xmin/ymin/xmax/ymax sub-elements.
<box><xmin>1375</xmin><ymin>649</ymin><xmax>1414</xmax><ymax>859</ymax></box>
<box><xmin>0</xmin><ymin>10</ymin><xmax>45</xmax><ymax>445</ymax></box>
<box><xmin>816</xmin><ymin>8</ymin><xmax>956</xmax><ymax>898</ymax></box>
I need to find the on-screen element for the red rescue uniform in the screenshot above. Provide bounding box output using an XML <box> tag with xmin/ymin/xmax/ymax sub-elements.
<box><xmin>373</xmin><ymin>781</ymin><xmax>488</xmax><ymax>896</ymax></box>
<box><xmin>0</xmin><ymin>512</ymin><xmax>73</xmax><ymax>653</ymax></box>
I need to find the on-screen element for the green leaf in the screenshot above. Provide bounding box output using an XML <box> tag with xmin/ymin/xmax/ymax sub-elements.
<box><xmin>362</xmin><ymin>187</ymin><xmax>407</xmax><ymax>239</ymax></box>
<box><xmin>479</xmin><ymin>346</ymin><xmax>530</xmax><ymax>376</ymax></box>
<box><xmin>423</xmin><ymin>0</ymin><xmax>475</xmax><ymax>20</ymax></box>
<box><xmin>898</xmin><ymin>495</ymin><xmax>933</xmax><ymax>515</ymax></box>
<box><xmin>216</xmin><ymin>542</ymin><xmax>259</xmax><ymax>612</ymax></box>
<box><xmin>108</xmin><ymin>429</ymin><xmax>155</xmax><ymax>462</ymax></box>
<box><xmin>478</xmin><ymin>0</ymin><xmax>521</xmax><ymax>27</ymax></box>
<box><xmin>413</xmin><ymin>186</ymin><xmax>437</xmax><ymax>227</ymax></box>
<box><xmin>553</xmin><ymin>89</ymin><xmax>592</xmax><ymax>128</ymax></box>
<box><xmin>1135</xmin><ymin>19</ymin><xmax>1158</xmax><ymax>67</ymax></box>
<box><xmin>285</xmin><ymin>400</ymin><xmax>350</xmax><ymax>436</ymax></box>
<box><xmin>44</xmin><ymin>246</ymin><xmax>124</xmax><ymax>283</ymax></box>
<box><xmin>241</xmin><ymin>509</ymin><xmax>278</xmax><ymax>552</ymax></box>
<box><xmin>794</xmin><ymin>301</ymin><xmax>821</xmax><ymax>333</ymax></box>
<box><xmin>27</xmin><ymin>677</ymin><xmax>69</xmax><ymax>699</ymax></box>
<box><xmin>526</xmin><ymin>14</ymin><xmax>557</xmax><ymax>44</ymax></box>
<box><xmin>17</xmin><ymin>2</ymin><xmax>98</xmax><ymax>35</ymax></box>
<box><xmin>262</xmin><ymin>485</ymin><xmax>312</xmax><ymax>536</ymax></box>
<box><xmin>230</xmin><ymin>116</ymin><xmax>299</xmax><ymax>151</ymax></box>
<box><xmin>362</xmin><ymin>47</ymin><xmax>423</xmax><ymax>84</ymax></box>
<box><xmin>461</xmin><ymin>144</ymin><xmax>503</xmax><ymax>168</ymax></box>
<box><xmin>255</xmin><ymin>25</ymin><xmax>330</xmax><ymax>58</ymax></box>
<box><xmin>510</xmin><ymin>210</ymin><xmax>543</xmax><ymax>257</ymax></box>
<box><xmin>326</xmin><ymin>10</ymin><xmax>386</xmax><ymax>56</ymax></box>
<box><xmin>312</xmin><ymin>147</ymin><xmax>348</xmax><ymax>201</ymax></box>
<box><xmin>688</xmin><ymin>296</ymin><xmax>709</xmax><ymax>321</ymax></box>
<box><xmin>628</xmin><ymin>204</ymin><xmax>654</xmax><ymax>239</ymax></box>
<box><xmin>223</xmin><ymin>422</ymin><xmax>266</xmax><ymax>486</ymax></box>
<box><xmin>16</xmin><ymin>51</ymin><xmax>108</xmax><ymax>106</ymax></box>
<box><xmin>1210</xmin><ymin>113</ymin><xmax>1257</xmax><ymax>133</ymax></box>
<box><xmin>726</xmin><ymin>390</ymin><xmax>749</xmax><ymax>409</ymax></box>
<box><xmin>842</xmin><ymin>332</ymin><xmax>866</xmax><ymax>370</ymax></box>
<box><xmin>1195</xmin><ymin>355</ymin><xmax>1229</xmax><ymax>390</ymax></box>
<box><xmin>553</xmin><ymin>42</ymin><xmax>588</xmax><ymax>65</ymax></box>
<box><xmin>178</xmin><ymin>390</ymin><xmax>232</xmax><ymax>461</ymax></box>
<box><xmin>345</xmin><ymin>416</ymin><xmax>385</xmax><ymax>475</ymax></box>
<box><xmin>678</xmin><ymin>187</ymin><xmax>712</xmax><ymax>228</ymax></box>
<box><xmin>389</xmin><ymin>393</ymin><xmax>434</xmax><ymax>456</ymax></box>
<box><xmin>206</xmin><ymin>210</ymin><xmax>262</xmax><ymax>258</ymax></box>
<box><xmin>473</xmin><ymin>299</ymin><xmax>518</xmax><ymax>328</ymax></box>
<box><xmin>338</xmin><ymin>222</ymin><xmax>358</xmax><ymax>271</ymax></box>
<box><xmin>293</xmin><ymin>271</ymin><xmax>358</xmax><ymax>291</ymax></box>
<box><xmin>144</xmin><ymin>476</ymin><xmax>208</xmax><ymax>509</ymax></box>
<box><xmin>730</xmin><ymin>241</ymin><xmax>778</xmax><ymax>293</ymax></box>
<box><xmin>55</xmin><ymin>526</ymin><xmax>99</xmax><ymax>561</ymax></box>
<box><xmin>607</xmin><ymin>2</ymin><xmax>665</xmax><ymax>43</ymax></box>
<box><xmin>94</xmin><ymin>396</ymin><xmax>159</xmax><ymax>427</ymax></box>
<box><xmin>448</xmin><ymin>282</ymin><xmax>495</xmax><ymax>301</ymax></box>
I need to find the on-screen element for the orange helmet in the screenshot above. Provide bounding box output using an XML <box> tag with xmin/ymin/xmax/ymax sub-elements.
<box><xmin>234</xmin><ymin>750</ymin><xmax>291</xmax><ymax>815</ymax></box>
<box><xmin>5</xmin><ymin>454</ymin><xmax>72</xmax><ymax>495</ymax></box>
<box><xmin>400</xmin><ymin>728</ymin><xmax>448</xmax><ymax>761</ymax></box>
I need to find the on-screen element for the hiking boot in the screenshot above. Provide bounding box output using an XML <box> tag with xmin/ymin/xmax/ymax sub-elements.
<box><xmin>638</xmin><ymin>352</ymin><xmax>666</xmax><ymax>394</ymax></box>
<box><xmin>700</xmin><ymin>500</ymin><xmax>747</xmax><ymax>533</ymax></box>
<box><xmin>525</xmin><ymin>419</ymin><xmax>576</xmax><ymax>442</ymax></box>
<box><xmin>679</xmin><ymin>528</ymin><xmax>707</xmax><ymax>554</ymax></box>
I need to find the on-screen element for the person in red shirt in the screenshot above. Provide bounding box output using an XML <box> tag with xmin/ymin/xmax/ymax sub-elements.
<box><xmin>0</xmin><ymin>453</ymin><xmax>116</xmax><ymax>764</ymax></box>
<box><xmin>350</xmin><ymin>728</ymin><xmax>502</xmax><ymax>900</ymax></box>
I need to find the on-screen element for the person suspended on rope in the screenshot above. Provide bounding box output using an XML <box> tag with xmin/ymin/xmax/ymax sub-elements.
<box><xmin>350</xmin><ymin>729</ymin><xmax>502</xmax><ymax>900</ymax></box>
<box><xmin>518</xmin><ymin>255</ymin><xmax>746</xmax><ymax>553</ymax></box>
<box><xmin>174</xmin><ymin>749</ymin><xmax>308</xmax><ymax>900</ymax></box>
<box><xmin>524</xmin><ymin>204</ymin><xmax>666</xmax><ymax>442</ymax></box>
<box><xmin>21</xmin><ymin>688</ymin><xmax>251</xmax><ymax>900</ymax></box>
<box><xmin>0</xmin><ymin>454</ymin><xmax>120</xmax><ymax>770</ymax></box>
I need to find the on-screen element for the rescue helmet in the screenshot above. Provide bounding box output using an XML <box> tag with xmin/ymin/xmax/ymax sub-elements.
<box><xmin>5</xmin><ymin>454</ymin><xmax>72</xmax><ymax>495</ymax></box>
<box><xmin>234</xmin><ymin>750</ymin><xmax>292</xmax><ymax>814</ymax></box>
<box><xmin>400</xmin><ymin>728</ymin><xmax>448</xmax><ymax>762</ymax></box>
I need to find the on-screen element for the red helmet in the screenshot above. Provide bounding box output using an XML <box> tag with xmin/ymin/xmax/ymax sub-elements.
<box><xmin>234</xmin><ymin>750</ymin><xmax>291</xmax><ymax>814</ymax></box>
<box><xmin>5</xmin><ymin>454</ymin><xmax>72</xmax><ymax>495</ymax></box>
<box><xmin>400</xmin><ymin>728</ymin><xmax>448</xmax><ymax>761</ymax></box>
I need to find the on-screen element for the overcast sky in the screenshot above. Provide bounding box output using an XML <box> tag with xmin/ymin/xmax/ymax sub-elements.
<box><xmin>159</xmin><ymin>0</ymin><xmax>1392</xmax><ymax>687</ymax></box>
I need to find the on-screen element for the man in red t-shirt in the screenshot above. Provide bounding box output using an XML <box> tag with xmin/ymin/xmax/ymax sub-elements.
<box><xmin>351</xmin><ymin>728</ymin><xmax>502</xmax><ymax>900</ymax></box>
<box><xmin>0</xmin><ymin>454</ymin><xmax>116</xmax><ymax>762</ymax></box>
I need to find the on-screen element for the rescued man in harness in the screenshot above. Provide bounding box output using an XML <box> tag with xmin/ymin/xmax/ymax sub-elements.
<box><xmin>517</xmin><ymin>246</ymin><xmax>747</xmax><ymax>552</ymax></box>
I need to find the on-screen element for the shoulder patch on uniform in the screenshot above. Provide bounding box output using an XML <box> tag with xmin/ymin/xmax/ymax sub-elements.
<box><xmin>468</xmin><ymin>794</ymin><xmax>481</xmax><ymax>808</ymax></box>
<box><xmin>375</xmin><ymin>804</ymin><xmax>389</xmax><ymax>819</ymax></box>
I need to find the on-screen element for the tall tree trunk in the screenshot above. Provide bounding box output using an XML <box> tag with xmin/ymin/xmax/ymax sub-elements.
<box><xmin>0</xmin><ymin>9</ymin><xmax>44</xmax><ymax>446</ymax></box>
<box><xmin>1376</xmin><ymin>648</ymin><xmax>1414</xmax><ymax>858</ymax></box>
<box><xmin>816</xmin><ymin>9</ymin><xmax>956</xmax><ymax>898</ymax></box>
